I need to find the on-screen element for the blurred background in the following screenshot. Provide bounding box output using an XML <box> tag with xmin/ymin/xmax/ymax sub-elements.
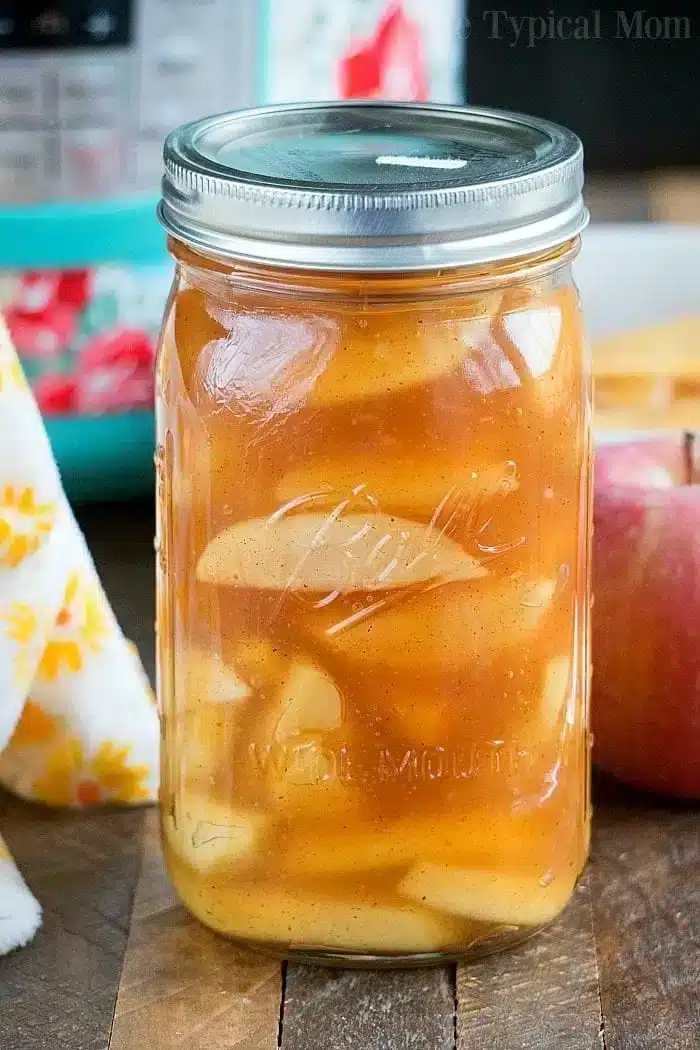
<box><xmin>1</xmin><ymin>0</ymin><xmax>698</xmax><ymax>500</ymax></box>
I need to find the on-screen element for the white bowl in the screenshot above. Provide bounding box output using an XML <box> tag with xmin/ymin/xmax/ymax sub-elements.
<box><xmin>575</xmin><ymin>223</ymin><xmax>699</xmax><ymax>337</ymax></box>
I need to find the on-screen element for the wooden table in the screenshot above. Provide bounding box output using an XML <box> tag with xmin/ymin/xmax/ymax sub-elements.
<box><xmin>1</xmin><ymin>502</ymin><xmax>698</xmax><ymax>1050</ymax></box>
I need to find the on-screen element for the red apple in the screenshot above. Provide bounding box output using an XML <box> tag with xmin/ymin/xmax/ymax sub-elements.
<box><xmin>593</xmin><ymin>434</ymin><xmax>700</xmax><ymax>798</ymax></box>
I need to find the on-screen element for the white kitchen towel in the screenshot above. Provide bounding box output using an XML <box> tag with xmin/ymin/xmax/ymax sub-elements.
<box><xmin>0</xmin><ymin>315</ymin><xmax>159</xmax><ymax>954</ymax></box>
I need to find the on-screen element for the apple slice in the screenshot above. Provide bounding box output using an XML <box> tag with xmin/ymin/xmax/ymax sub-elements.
<box><xmin>185</xmin><ymin>882</ymin><xmax>463</xmax><ymax>953</ymax></box>
<box><xmin>244</xmin><ymin>659</ymin><xmax>342</xmax><ymax>749</ymax></box>
<box><xmin>197</xmin><ymin>512</ymin><xmax>486</xmax><ymax>592</ymax></box>
<box><xmin>273</xmin><ymin>661</ymin><xmax>342</xmax><ymax>739</ymax></box>
<box><xmin>308</xmin><ymin>301</ymin><xmax>500</xmax><ymax>406</ymax></box>
<box><xmin>164</xmin><ymin>801</ymin><xmax>266</xmax><ymax>873</ymax></box>
<box><xmin>185</xmin><ymin>648</ymin><xmax>252</xmax><ymax>706</ymax></box>
<box><xmin>276</xmin><ymin>456</ymin><xmax>518</xmax><ymax>519</ymax></box>
<box><xmin>252</xmin><ymin>660</ymin><xmax>360</xmax><ymax>818</ymax></box>
<box><xmin>171</xmin><ymin>649</ymin><xmax>250</xmax><ymax>795</ymax></box>
<box><xmin>238</xmin><ymin>655</ymin><xmax>342</xmax><ymax>755</ymax></box>
<box><xmin>320</xmin><ymin>575</ymin><xmax>557</xmax><ymax>673</ymax></box>
<box><xmin>230</xmin><ymin>636</ymin><xmax>290</xmax><ymax>692</ymax></box>
<box><xmin>398</xmin><ymin>863</ymin><xmax>576</xmax><ymax>926</ymax></box>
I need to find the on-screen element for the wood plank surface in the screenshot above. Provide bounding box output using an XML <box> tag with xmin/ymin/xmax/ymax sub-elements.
<box><xmin>108</xmin><ymin>811</ymin><xmax>282</xmax><ymax>1050</ymax></box>
<box><xmin>6</xmin><ymin>780</ymin><xmax>699</xmax><ymax>1050</ymax></box>
<box><xmin>456</xmin><ymin>876</ymin><xmax>603</xmax><ymax>1050</ymax></box>
<box><xmin>280</xmin><ymin>964</ymin><xmax>456</xmax><ymax>1050</ymax></box>
<box><xmin>0</xmin><ymin>795</ymin><xmax>144</xmax><ymax>1050</ymax></box>
<box><xmin>590</xmin><ymin>777</ymin><xmax>700</xmax><ymax>1050</ymax></box>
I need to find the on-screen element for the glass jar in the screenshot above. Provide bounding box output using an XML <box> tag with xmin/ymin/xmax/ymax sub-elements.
<box><xmin>156</xmin><ymin>102</ymin><xmax>592</xmax><ymax>965</ymax></box>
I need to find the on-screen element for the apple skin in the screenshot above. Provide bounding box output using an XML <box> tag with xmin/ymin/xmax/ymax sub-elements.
<box><xmin>593</xmin><ymin>439</ymin><xmax>700</xmax><ymax>798</ymax></box>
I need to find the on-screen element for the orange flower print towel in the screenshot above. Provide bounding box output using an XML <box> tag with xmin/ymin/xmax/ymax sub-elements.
<box><xmin>0</xmin><ymin>316</ymin><xmax>158</xmax><ymax>954</ymax></box>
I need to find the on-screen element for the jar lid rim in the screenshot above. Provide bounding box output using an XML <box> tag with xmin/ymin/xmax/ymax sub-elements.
<box><xmin>159</xmin><ymin>101</ymin><xmax>588</xmax><ymax>272</ymax></box>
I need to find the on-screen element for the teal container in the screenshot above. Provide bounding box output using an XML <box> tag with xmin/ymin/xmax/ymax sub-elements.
<box><xmin>0</xmin><ymin>196</ymin><xmax>170</xmax><ymax>502</ymax></box>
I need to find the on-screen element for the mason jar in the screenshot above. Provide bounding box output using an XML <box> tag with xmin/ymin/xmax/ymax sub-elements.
<box><xmin>156</xmin><ymin>102</ymin><xmax>592</xmax><ymax>966</ymax></box>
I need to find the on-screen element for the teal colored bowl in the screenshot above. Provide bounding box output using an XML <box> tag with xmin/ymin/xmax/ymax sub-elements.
<box><xmin>1</xmin><ymin>195</ymin><xmax>168</xmax><ymax>502</ymax></box>
<box><xmin>47</xmin><ymin>411</ymin><xmax>155</xmax><ymax>503</ymax></box>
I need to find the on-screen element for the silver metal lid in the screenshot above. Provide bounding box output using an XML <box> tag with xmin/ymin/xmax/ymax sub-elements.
<box><xmin>159</xmin><ymin>101</ymin><xmax>588</xmax><ymax>272</ymax></box>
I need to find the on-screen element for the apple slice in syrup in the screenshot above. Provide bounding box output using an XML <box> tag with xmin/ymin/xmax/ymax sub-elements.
<box><xmin>197</xmin><ymin>511</ymin><xmax>486</xmax><ymax>592</ymax></box>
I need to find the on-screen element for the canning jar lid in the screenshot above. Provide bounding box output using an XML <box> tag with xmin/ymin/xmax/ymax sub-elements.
<box><xmin>159</xmin><ymin>101</ymin><xmax>588</xmax><ymax>273</ymax></box>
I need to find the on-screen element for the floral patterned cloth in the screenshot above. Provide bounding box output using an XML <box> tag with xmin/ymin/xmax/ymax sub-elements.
<box><xmin>0</xmin><ymin>315</ymin><xmax>159</xmax><ymax>954</ymax></box>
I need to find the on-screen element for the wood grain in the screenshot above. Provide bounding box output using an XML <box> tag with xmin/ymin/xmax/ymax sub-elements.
<box><xmin>108</xmin><ymin>811</ymin><xmax>282</xmax><ymax>1050</ymax></box>
<box><xmin>456</xmin><ymin>875</ymin><xmax>603</xmax><ymax>1050</ymax></box>
<box><xmin>0</xmin><ymin>793</ymin><xmax>145</xmax><ymax>1050</ymax></box>
<box><xmin>280</xmin><ymin>964</ymin><xmax>456</xmax><ymax>1050</ymax></box>
<box><xmin>590</xmin><ymin>777</ymin><xmax>700</xmax><ymax>1050</ymax></box>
